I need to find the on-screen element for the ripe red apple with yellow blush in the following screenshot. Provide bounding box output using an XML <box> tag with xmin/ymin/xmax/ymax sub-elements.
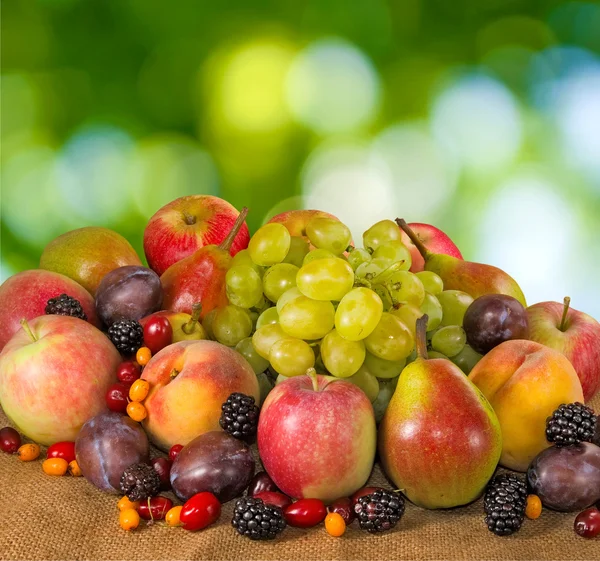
<box><xmin>267</xmin><ymin>210</ymin><xmax>340</xmax><ymax>239</ymax></box>
<box><xmin>400</xmin><ymin>222</ymin><xmax>463</xmax><ymax>272</ymax></box>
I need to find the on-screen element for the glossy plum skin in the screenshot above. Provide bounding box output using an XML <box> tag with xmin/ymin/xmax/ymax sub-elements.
<box><xmin>150</xmin><ymin>457</ymin><xmax>172</xmax><ymax>491</ymax></box>
<box><xmin>247</xmin><ymin>471</ymin><xmax>279</xmax><ymax>496</ymax></box>
<box><xmin>75</xmin><ymin>411</ymin><xmax>149</xmax><ymax>493</ymax></box>
<box><xmin>527</xmin><ymin>442</ymin><xmax>600</xmax><ymax>512</ymax></box>
<box><xmin>463</xmin><ymin>295</ymin><xmax>529</xmax><ymax>354</ymax></box>
<box><xmin>170</xmin><ymin>431</ymin><xmax>255</xmax><ymax>503</ymax></box>
<box><xmin>95</xmin><ymin>266</ymin><xmax>163</xmax><ymax>326</ymax></box>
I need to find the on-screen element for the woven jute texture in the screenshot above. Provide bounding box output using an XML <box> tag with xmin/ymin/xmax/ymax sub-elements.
<box><xmin>1</xmin><ymin>395</ymin><xmax>599</xmax><ymax>561</ymax></box>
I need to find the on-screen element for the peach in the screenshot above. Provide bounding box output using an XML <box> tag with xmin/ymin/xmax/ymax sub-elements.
<box><xmin>469</xmin><ymin>340</ymin><xmax>584</xmax><ymax>471</ymax></box>
<box><xmin>141</xmin><ymin>340</ymin><xmax>259</xmax><ymax>451</ymax></box>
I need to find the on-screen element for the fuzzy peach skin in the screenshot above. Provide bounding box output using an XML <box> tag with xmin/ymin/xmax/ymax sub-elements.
<box><xmin>0</xmin><ymin>269</ymin><xmax>99</xmax><ymax>351</ymax></box>
<box><xmin>257</xmin><ymin>374</ymin><xmax>376</xmax><ymax>503</ymax></box>
<box><xmin>141</xmin><ymin>340</ymin><xmax>259</xmax><ymax>451</ymax></box>
<box><xmin>469</xmin><ymin>340</ymin><xmax>584</xmax><ymax>472</ymax></box>
<box><xmin>0</xmin><ymin>315</ymin><xmax>120</xmax><ymax>445</ymax></box>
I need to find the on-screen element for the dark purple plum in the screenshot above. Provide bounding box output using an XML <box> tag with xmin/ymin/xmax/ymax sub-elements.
<box><xmin>75</xmin><ymin>411</ymin><xmax>149</xmax><ymax>493</ymax></box>
<box><xmin>527</xmin><ymin>442</ymin><xmax>600</xmax><ymax>512</ymax></box>
<box><xmin>95</xmin><ymin>265</ymin><xmax>162</xmax><ymax>326</ymax></box>
<box><xmin>170</xmin><ymin>431</ymin><xmax>255</xmax><ymax>503</ymax></box>
<box><xmin>247</xmin><ymin>471</ymin><xmax>279</xmax><ymax>497</ymax></box>
<box><xmin>463</xmin><ymin>294</ymin><xmax>528</xmax><ymax>354</ymax></box>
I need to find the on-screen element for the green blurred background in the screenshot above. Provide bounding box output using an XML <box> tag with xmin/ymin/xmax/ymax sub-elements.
<box><xmin>2</xmin><ymin>0</ymin><xmax>600</xmax><ymax>318</ymax></box>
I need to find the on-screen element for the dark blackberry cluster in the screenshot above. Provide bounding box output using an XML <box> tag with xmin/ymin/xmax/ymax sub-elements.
<box><xmin>108</xmin><ymin>320</ymin><xmax>144</xmax><ymax>355</ymax></box>
<box><xmin>546</xmin><ymin>402</ymin><xmax>597</xmax><ymax>447</ymax></box>
<box><xmin>120</xmin><ymin>463</ymin><xmax>161</xmax><ymax>502</ymax></box>
<box><xmin>483</xmin><ymin>473</ymin><xmax>527</xmax><ymax>536</ymax></box>
<box><xmin>45</xmin><ymin>294</ymin><xmax>87</xmax><ymax>321</ymax></box>
<box><xmin>354</xmin><ymin>490</ymin><xmax>405</xmax><ymax>533</ymax></box>
<box><xmin>231</xmin><ymin>497</ymin><xmax>286</xmax><ymax>540</ymax></box>
<box><xmin>219</xmin><ymin>393</ymin><xmax>259</xmax><ymax>441</ymax></box>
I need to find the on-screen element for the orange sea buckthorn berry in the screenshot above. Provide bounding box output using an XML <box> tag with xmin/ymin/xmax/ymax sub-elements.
<box><xmin>325</xmin><ymin>512</ymin><xmax>346</xmax><ymax>537</ymax></box>
<box><xmin>119</xmin><ymin>508</ymin><xmax>140</xmax><ymax>531</ymax></box>
<box><xmin>42</xmin><ymin>457</ymin><xmax>69</xmax><ymax>476</ymax></box>
<box><xmin>126</xmin><ymin>401</ymin><xmax>147</xmax><ymax>422</ymax></box>
<box><xmin>129</xmin><ymin>379</ymin><xmax>150</xmax><ymax>402</ymax></box>
<box><xmin>526</xmin><ymin>494</ymin><xmax>542</xmax><ymax>520</ymax></box>
<box><xmin>17</xmin><ymin>443</ymin><xmax>40</xmax><ymax>462</ymax></box>
<box><xmin>118</xmin><ymin>496</ymin><xmax>140</xmax><ymax>512</ymax></box>
<box><xmin>68</xmin><ymin>460</ymin><xmax>82</xmax><ymax>477</ymax></box>
<box><xmin>136</xmin><ymin>347</ymin><xmax>152</xmax><ymax>366</ymax></box>
<box><xmin>165</xmin><ymin>505</ymin><xmax>183</xmax><ymax>527</ymax></box>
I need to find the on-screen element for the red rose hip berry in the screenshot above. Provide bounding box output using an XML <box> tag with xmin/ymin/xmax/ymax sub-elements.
<box><xmin>180</xmin><ymin>492</ymin><xmax>221</xmax><ymax>531</ymax></box>
<box><xmin>574</xmin><ymin>508</ymin><xmax>600</xmax><ymax>538</ymax></box>
<box><xmin>105</xmin><ymin>383</ymin><xmax>130</xmax><ymax>413</ymax></box>
<box><xmin>0</xmin><ymin>427</ymin><xmax>21</xmax><ymax>454</ymax></box>
<box><xmin>169</xmin><ymin>444</ymin><xmax>184</xmax><ymax>461</ymax></box>
<box><xmin>283</xmin><ymin>498</ymin><xmax>327</xmax><ymax>528</ymax></box>
<box><xmin>150</xmin><ymin>457</ymin><xmax>172</xmax><ymax>491</ymax></box>
<box><xmin>143</xmin><ymin>316</ymin><xmax>173</xmax><ymax>355</ymax></box>
<box><xmin>46</xmin><ymin>441</ymin><xmax>76</xmax><ymax>463</ymax></box>
<box><xmin>328</xmin><ymin>497</ymin><xmax>355</xmax><ymax>525</ymax></box>
<box><xmin>117</xmin><ymin>361</ymin><xmax>142</xmax><ymax>386</ymax></box>
<box><xmin>138</xmin><ymin>496</ymin><xmax>173</xmax><ymax>521</ymax></box>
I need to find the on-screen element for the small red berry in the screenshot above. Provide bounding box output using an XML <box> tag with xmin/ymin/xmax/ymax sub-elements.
<box><xmin>138</xmin><ymin>496</ymin><xmax>173</xmax><ymax>521</ymax></box>
<box><xmin>253</xmin><ymin>491</ymin><xmax>292</xmax><ymax>510</ymax></box>
<box><xmin>328</xmin><ymin>497</ymin><xmax>355</xmax><ymax>525</ymax></box>
<box><xmin>574</xmin><ymin>508</ymin><xmax>600</xmax><ymax>539</ymax></box>
<box><xmin>105</xmin><ymin>383</ymin><xmax>129</xmax><ymax>413</ymax></box>
<box><xmin>180</xmin><ymin>492</ymin><xmax>221</xmax><ymax>531</ymax></box>
<box><xmin>0</xmin><ymin>427</ymin><xmax>21</xmax><ymax>454</ymax></box>
<box><xmin>117</xmin><ymin>361</ymin><xmax>141</xmax><ymax>386</ymax></box>
<box><xmin>143</xmin><ymin>316</ymin><xmax>173</xmax><ymax>355</ymax></box>
<box><xmin>169</xmin><ymin>444</ymin><xmax>184</xmax><ymax>461</ymax></box>
<box><xmin>283</xmin><ymin>498</ymin><xmax>327</xmax><ymax>528</ymax></box>
<box><xmin>46</xmin><ymin>441</ymin><xmax>76</xmax><ymax>463</ymax></box>
<box><xmin>150</xmin><ymin>457</ymin><xmax>172</xmax><ymax>491</ymax></box>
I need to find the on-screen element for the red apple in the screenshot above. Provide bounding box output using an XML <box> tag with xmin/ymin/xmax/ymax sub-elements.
<box><xmin>143</xmin><ymin>195</ymin><xmax>250</xmax><ymax>276</ymax></box>
<box><xmin>267</xmin><ymin>210</ymin><xmax>340</xmax><ymax>239</ymax></box>
<box><xmin>527</xmin><ymin>297</ymin><xmax>600</xmax><ymax>402</ymax></box>
<box><xmin>400</xmin><ymin>222</ymin><xmax>463</xmax><ymax>273</ymax></box>
<box><xmin>257</xmin><ymin>370</ymin><xmax>376</xmax><ymax>503</ymax></box>
<box><xmin>0</xmin><ymin>315</ymin><xmax>120</xmax><ymax>445</ymax></box>
<box><xmin>0</xmin><ymin>270</ymin><xmax>99</xmax><ymax>352</ymax></box>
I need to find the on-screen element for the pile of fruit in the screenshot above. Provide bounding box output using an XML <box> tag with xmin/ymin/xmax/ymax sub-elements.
<box><xmin>1</xmin><ymin>194</ymin><xmax>600</xmax><ymax>542</ymax></box>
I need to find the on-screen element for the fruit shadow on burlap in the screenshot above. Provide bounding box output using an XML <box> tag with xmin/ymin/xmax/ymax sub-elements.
<box><xmin>1</xmin><ymin>395</ymin><xmax>599</xmax><ymax>561</ymax></box>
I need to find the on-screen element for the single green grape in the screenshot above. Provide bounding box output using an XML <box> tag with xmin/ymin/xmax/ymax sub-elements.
<box><xmin>276</xmin><ymin>286</ymin><xmax>303</xmax><ymax>314</ymax></box>
<box><xmin>390</xmin><ymin>303</ymin><xmax>423</xmax><ymax>339</ymax></box>
<box><xmin>296</xmin><ymin>258</ymin><xmax>354</xmax><ymax>301</ymax></box>
<box><xmin>248</xmin><ymin>309</ymin><xmax>259</xmax><ymax>331</ymax></box>
<box><xmin>383</xmin><ymin>270</ymin><xmax>425</xmax><ymax>307</ymax></box>
<box><xmin>431</xmin><ymin>325</ymin><xmax>467</xmax><ymax>357</ymax></box>
<box><xmin>354</xmin><ymin>258</ymin><xmax>390</xmax><ymax>281</ymax></box>
<box><xmin>231</xmin><ymin>249</ymin><xmax>264</xmax><ymax>277</ymax></box>
<box><xmin>320</xmin><ymin>329</ymin><xmax>366</xmax><ymax>378</ymax></box>
<box><xmin>225</xmin><ymin>265</ymin><xmax>263</xmax><ymax>308</ymax></box>
<box><xmin>256</xmin><ymin>371</ymin><xmax>273</xmax><ymax>405</ymax></box>
<box><xmin>252</xmin><ymin>323</ymin><xmax>288</xmax><ymax>360</ymax></box>
<box><xmin>235</xmin><ymin>337</ymin><xmax>270</xmax><ymax>375</ymax></box>
<box><xmin>335</xmin><ymin>287</ymin><xmax>383</xmax><ymax>341</ymax></box>
<box><xmin>371</xmin><ymin>284</ymin><xmax>393</xmax><ymax>311</ymax></box>
<box><xmin>252</xmin><ymin>294</ymin><xmax>271</xmax><ymax>314</ymax></box>
<box><xmin>256</xmin><ymin>306</ymin><xmax>279</xmax><ymax>330</ymax></box>
<box><xmin>420</xmin><ymin>292</ymin><xmax>443</xmax><ymax>331</ymax></box>
<box><xmin>212</xmin><ymin>305</ymin><xmax>253</xmax><ymax>347</ymax></box>
<box><xmin>283</xmin><ymin>236</ymin><xmax>310</xmax><ymax>268</ymax></box>
<box><xmin>364</xmin><ymin>312</ymin><xmax>414</xmax><ymax>361</ymax></box>
<box><xmin>305</xmin><ymin>217</ymin><xmax>352</xmax><ymax>255</ymax></box>
<box><xmin>262</xmin><ymin>263</ymin><xmax>299</xmax><ymax>303</ymax></box>
<box><xmin>372</xmin><ymin>240</ymin><xmax>412</xmax><ymax>270</ymax></box>
<box><xmin>302</xmin><ymin>248</ymin><xmax>337</xmax><ymax>265</ymax></box>
<box><xmin>450</xmin><ymin>344</ymin><xmax>483</xmax><ymax>374</ymax></box>
<box><xmin>415</xmin><ymin>271</ymin><xmax>443</xmax><ymax>295</ymax></box>
<box><xmin>372</xmin><ymin>379</ymin><xmax>396</xmax><ymax>423</ymax></box>
<box><xmin>269</xmin><ymin>337</ymin><xmax>315</xmax><ymax>377</ymax></box>
<box><xmin>437</xmin><ymin>290</ymin><xmax>474</xmax><ymax>326</ymax></box>
<box><xmin>201</xmin><ymin>309</ymin><xmax>217</xmax><ymax>340</ymax></box>
<box><xmin>428</xmin><ymin>351</ymin><xmax>448</xmax><ymax>359</ymax></box>
<box><xmin>344</xmin><ymin>365</ymin><xmax>379</xmax><ymax>402</ymax></box>
<box><xmin>363</xmin><ymin>351</ymin><xmax>405</xmax><ymax>379</ymax></box>
<box><xmin>248</xmin><ymin>223</ymin><xmax>291</xmax><ymax>266</ymax></box>
<box><xmin>278</xmin><ymin>295</ymin><xmax>335</xmax><ymax>340</ymax></box>
<box><xmin>362</xmin><ymin>219</ymin><xmax>403</xmax><ymax>252</ymax></box>
<box><xmin>347</xmin><ymin>247</ymin><xmax>372</xmax><ymax>270</ymax></box>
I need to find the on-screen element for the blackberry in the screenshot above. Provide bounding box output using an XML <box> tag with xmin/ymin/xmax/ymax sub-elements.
<box><xmin>45</xmin><ymin>294</ymin><xmax>87</xmax><ymax>321</ymax></box>
<box><xmin>546</xmin><ymin>402</ymin><xmax>597</xmax><ymax>447</ymax></box>
<box><xmin>120</xmin><ymin>463</ymin><xmax>161</xmax><ymax>502</ymax></box>
<box><xmin>219</xmin><ymin>393</ymin><xmax>259</xmax><ymax>441</ymax></box>
<box><xmin>483</xmin><ymin>473</ymin><xmax>527</xmax><ymax>536</ymax></box>
<box><xmin>354</xmin><ymin>490</ymin><xmax>405</xmax><ymax>533</ymax></box>
<box><xmin>231</xmin><ymin>497</ymin><xmax>286</xmax><ymax>540</ymax></box>
<box><xmin>108</xmin><ymin>320</ymin><xmax>144</xmax><ymax>355</ymax></box>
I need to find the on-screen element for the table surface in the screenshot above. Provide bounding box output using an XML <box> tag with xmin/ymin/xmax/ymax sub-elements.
<box><xmin>1</xmin><ymin>395</ymin><xmax>599</xmax><ymax>561</ymax></box>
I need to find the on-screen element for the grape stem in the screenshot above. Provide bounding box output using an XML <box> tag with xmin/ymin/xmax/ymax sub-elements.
<box><xmin>559</xmin><ymin>296</ymin><xmax>571</xmax><ymax>332</ymax></box>
<box><xmin>395</xmin><ymin>219</ymin><xmax>430</xmax><ymax>260</ymax></box>
<box><xmin>415</xmin><ymin>315</ymin><xmax>429</xmax><ymax>360</ymax></box>
<box><xmin>20</xmin><ymin>318</ymin><xmax>38</xmax><ymax>342</ymax></box>
<box><xmin>219</xmin><ymin>207</ymin><xmax>249</xmax><ymax>252</ymax></box>
<box><xmin>182</xmin><ymin>303</ymin><xmax>202</xmax><ymax>334</ymax></box>
<box><xmin>306</xmin><ymin>367</ymin><xmax>320</xmax><ymax>392</ymax></box>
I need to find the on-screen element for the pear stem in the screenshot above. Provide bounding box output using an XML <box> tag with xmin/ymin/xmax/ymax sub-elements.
<box><xmin>20</xmin><ymin>318</ymin><xmax>37</xmax><ymax>342</ymax></box>
<box><xmin>181</xmin><ymin>303</ymin><xmax>202</xmax><ymax>334</ymax></box>
<box><xmin>395</xmin><ymin>219</ymin><xmax>430</xmax><ymax>260</ymax></box>
<box><xmin>559</xmin><ymin>296</ymin><xmax>571</xmax><ymax>332</ymax></box>
<box><xmin>415</xmin><ymin>315</ymin><xmax>429</xmax><ymax>360</ymax></box>
<box><xmin>219</xmin><ymin>207</ymin><xmax>249</xmax><ymax>252</ymax></box>
<box><xmin>306</xmin><ymin>367</ymin><xmax>319</xmax><ymax>392</ymax></box>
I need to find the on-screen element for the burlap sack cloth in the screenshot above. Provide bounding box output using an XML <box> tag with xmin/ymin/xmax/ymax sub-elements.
<box><xmin>1</xmin><ymin>394</ymin><xmax>599</xmax><ymax>561</ymax></box>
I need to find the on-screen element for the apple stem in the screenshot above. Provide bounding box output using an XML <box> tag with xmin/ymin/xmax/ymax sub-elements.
<box><xmin>395</xmin><ymin>219</ymin><xmax>430</xmax><ymax>260</ymax></box>
<box><xmin>415</xmin><ymin>315</ymin><xmax>429</xmax><ymax>360</ymax></box>
<box><xmin>20</xmin><ymin>318</ymin><xmax>37</xmax><ymax>342</ymax></box>
<box><xmin>559</xmin><ymin>296</ymin><xmax>571</xmax><ymax>332</ymax></box>
<box><xmin>182</xmin><ymin>303</ymin><xmax>202</xmax><ymax>334</ymax></box>
<box><xmin>219</xmin><ymin>207</ymin><xmax>249</xmax><ymax>252</ymax></box>
<box><xmin>169</xmin><ymin>368</ymin><xmax>180</xmax><ymax>380</ymax></box>
<box><xmin>306</xmin><ymin>367</ymin><xmax>319</xmax><ymax>392</ymax></box>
